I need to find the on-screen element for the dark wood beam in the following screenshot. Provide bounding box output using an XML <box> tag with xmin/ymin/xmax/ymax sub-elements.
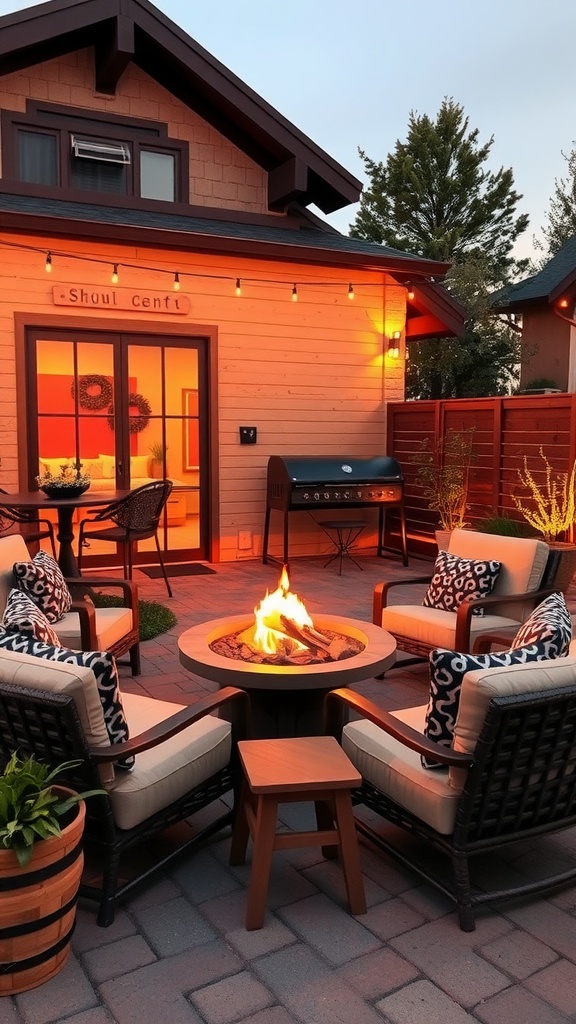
<box><xmin>95</xmin><ymin>15</ymin><xmax>135</xmax><ymax>95</ymax></box>
<box><xmin>268</xmin><ymin>158</ymin><xmax>308</xmax><ymax>210</ymax></box>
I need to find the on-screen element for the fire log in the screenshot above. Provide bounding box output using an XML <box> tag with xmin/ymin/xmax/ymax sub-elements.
<box><xmin>279</xmin><ymin>615</ymin><xmax>349</xmax><ymax>659</ymax></box>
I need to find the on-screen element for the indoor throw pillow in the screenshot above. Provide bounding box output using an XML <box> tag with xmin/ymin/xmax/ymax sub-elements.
<box><xmin>0</xmin><ymin>631</ymin><xmax>133</xmax><ymax>769</ymax></box>
<box><xmin>422</xmin><ymin>550</ymin><xmax>501</xmax><ymax>617</ymax></box>
<box><xmin>423</xmin><ymin>644</ymin><xmax>552</xmax><ymax>769</ymax></box>
<box><xmin>1</xmin><ymin>588</ymin><xmax>60</xmax><ymax>646</ymax></box>
<box><xmin>510</xmin><ymin>591</ymin><xmax>572</xmax><ymax>659</ymax></box>
<box><xmin>13</xmin><ymin>549</ymin><xmax>72</xmax><ymax>623</ymax></box>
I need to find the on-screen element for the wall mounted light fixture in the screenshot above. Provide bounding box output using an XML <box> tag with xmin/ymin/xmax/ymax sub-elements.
<box><xmin>387</xmin><ymin>331</ymin><xmax>401</xmax><ymax>358</ymax></box>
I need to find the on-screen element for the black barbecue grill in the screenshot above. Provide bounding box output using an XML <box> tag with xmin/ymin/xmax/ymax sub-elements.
<box><xmin>262</xmin><ymin>455</ymin><xmax>408</xmax><ymax>566</ymax></box>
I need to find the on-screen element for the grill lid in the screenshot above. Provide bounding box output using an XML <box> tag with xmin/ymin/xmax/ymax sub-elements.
<box><xmin>269</xmin><ymin>455</ymin><xmax>403</xmax><ymax>485</ymax></box>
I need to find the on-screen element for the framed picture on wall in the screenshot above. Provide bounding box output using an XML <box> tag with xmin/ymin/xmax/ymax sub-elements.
<box><xmin>183</xmin><ymin>388</ymin><xmax>199</xmax><ymax>470</ymax></box>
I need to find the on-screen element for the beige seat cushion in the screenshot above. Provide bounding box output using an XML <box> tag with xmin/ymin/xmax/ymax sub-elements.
<box><xmin>381</xmin><ymin>604</ymin><xmax>522</xmax><ymax>648</ymax></box>
<box><xmin>0</xmin><ymin>534</ymin><xmax>32</xmax><ymax>615</ymax></box>
<box><xmin>342</xmin><ymin>704</ymin><xmax>460</xmax><ymax>836</ymax></box>
<box><xmin>448</xmin><ymin>531</ymin><xmax>549</xmax><ymax>621</ymax></box>
<box><xmin>56</xmin><ymin>606</ymin><xmax>134</xmax><ymax>651</ymax></box>
<box><xmin>108</xmin><ymin>692</ymin><xmax>232</xmax><ymax>831</ymax></box>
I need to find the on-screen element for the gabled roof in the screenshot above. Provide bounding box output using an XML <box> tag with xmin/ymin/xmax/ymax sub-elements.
<box><xmin>0</xmin><ymin>0</ymin><xmax>362</xmax><ymax>214</ymax></box>
<box><xmin>493</xmin><ymin>235</ymin><xmax>576</xmax><ymax>311</ymax></box>
<box><xmin>0</xmin><ymin>0</ymin><xmax>467</xmax><ymax>340</ymax></box>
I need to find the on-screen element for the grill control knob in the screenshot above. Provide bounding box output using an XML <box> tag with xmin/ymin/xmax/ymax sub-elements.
<box><xmin>303</xmin><ymin>492</ymin><xmax>310</xmax><ymax>500</ymax></box>
<box><xmin>314</xmin><ymin>492</ymin><xmax>320</xmax><ymax>500</ymax></box>
<box><xmin>343</xmin><ymin>491</ymin><xmax>350</xmax><ymax>499</ymax></box>
<box><xmin>368</xmin><ymin>491</ymin><xmax>374</xmax><ymax>498</ymax></box>
<box><xmin>324</xmin><ymin>492</ymin><xmax>330</xmax><ymax>499</ymax></box>
<box><xmin>334</xmin><ymin>492</ymin><xmax>340</xmax><ymax>499</ymax></box>
<box><xmin>357</xmin><ymin>490</ymin><xmax>363</xmax><ymax>498</ymax></box>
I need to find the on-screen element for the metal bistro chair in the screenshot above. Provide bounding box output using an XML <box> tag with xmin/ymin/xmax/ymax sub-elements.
<box><xmin>78</xmin><ymin>480</ymin><xmax>174</xmax><ymax>597</ymax></box>
<box><xmin>0</xmin><ymin>488</ymin><xmax>57</xmax><ymax>557</ymax></box>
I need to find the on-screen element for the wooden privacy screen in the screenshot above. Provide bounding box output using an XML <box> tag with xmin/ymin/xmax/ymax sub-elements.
<box><xmin>386</xmin><ymin>394</ymin><xmax>576</xmax><ymax>557</ymax></box>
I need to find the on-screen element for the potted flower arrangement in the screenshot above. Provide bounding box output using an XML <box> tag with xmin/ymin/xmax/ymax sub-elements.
<box><xmin>511</xmin><ymin>447</ymin><xmax>576</xmax><ymax>593</ymax></box>
<box><xmin>36</xmin><ymin>461</ymin><xmax>91</xmax><ymax>498</ymax></box>
<box><xmin>0</xmin><ymin>753</ymin><xmax>103</xmax><ymax>994</ymax></box>
<box><xmin>413</xmin><ymin>428</ymin><xmax>475</xmax><ymax>549</ymax></box>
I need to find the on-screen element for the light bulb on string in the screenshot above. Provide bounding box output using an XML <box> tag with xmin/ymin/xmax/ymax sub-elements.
<box><xmin>235</xmin><ymin>278</ymin><xmax>242</xmax><ymax>296</ymax></box>
<box><xmin>173</xmin><ymin>272</ymin><xmax>180</xmax><ymax>291</ymax></box>
<box><xmin>111</xmin><ymin>263</ymin><xmax>119</xmax><ymax>284</ymax></box>
<box><xmin>348</xmin><ymin>283</ymin><xmax>354</xmax><ymax>300</ymax></box>
<box><xmin>406</xmin><ymin>282</ymin><xmax>415</xmax><ymax>301</ymax></box>
<box><xmin>292</xmin><ymin>284</ymin><xmax>298</xmax><ymax>302</ymax></box>
<box><xmin>45</xmin><ymin>252</ymin><xmax>52</xmax><ymax>273</ymax></box>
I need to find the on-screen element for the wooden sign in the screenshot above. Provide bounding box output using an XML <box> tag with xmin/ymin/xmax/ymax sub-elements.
<box><xmin>52</xmin><ymin>285</ymin><xmax>190</xmax><ymax>314</ymax></box>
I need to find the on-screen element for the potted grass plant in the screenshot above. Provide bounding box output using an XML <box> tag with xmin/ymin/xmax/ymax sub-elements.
<box><xmin>413</xmin><ymin>428</ymin><xmax>475</xmax><ymax>549</ymax></box>
<box><xmin>0</xmin><ymin>752</ymin><xmax>103</xmax><ymax>995</ymax></box>
<box><xmin>511</xmin><ymin>447</ymin><xmax>576</xmax><ymax>593</ymax></box>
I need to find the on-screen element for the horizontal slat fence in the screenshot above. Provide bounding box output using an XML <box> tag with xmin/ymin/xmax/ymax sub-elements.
<box><xmin>387</xmin><ymin>395</ymin><xmax>576</xmax><ymax>557</ymax></box>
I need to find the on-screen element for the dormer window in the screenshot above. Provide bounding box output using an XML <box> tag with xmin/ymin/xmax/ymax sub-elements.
<box><xmin>2</xmin><ymin>102</ymin><xmax>188</xmax><ymax>207</ymax></box>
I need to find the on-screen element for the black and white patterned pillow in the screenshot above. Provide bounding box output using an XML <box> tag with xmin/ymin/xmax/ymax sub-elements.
<box><xmin>13</xmin><ymin>549</ymin><xmax>72</xmax><ymax>623</ymax></box>
<box><xmin>422</xmin><ymin>550</ymin><xmax>501</xmax><ymax>617</ymax></box>
<box><xmin>0</xmin><ymin>631</ymin><xmax>133</xmax><ymax>769</ymax></box>
<box><xmin>510</xmin><ymin>591</ymin><xmax>572</xmax><ymax>659</ymax></box>
<box><xmin>1</xmin><ymin>588</ymin><xmax>60</xmax><ymax>646</ymax></box>
<box><xmin>423</xmin><ymin>644</ymin><xmax>549</xmax><ymax>769</ymax></box>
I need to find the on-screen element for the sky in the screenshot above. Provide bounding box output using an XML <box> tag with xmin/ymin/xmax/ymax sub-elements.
<box><xmin>1</xmin><ymin>0</ymin><xmax>575</xmax><ymax>261</ymax></box>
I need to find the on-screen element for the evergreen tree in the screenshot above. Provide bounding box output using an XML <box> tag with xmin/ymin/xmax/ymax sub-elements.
<box><xmin>535</xmin><ymin>147</ymin><xmax>576</xmax><ymax>260</ymax></box>
<box><xmin>350</xmin><ymin>98</ymin><xmax>528</xmax><ymax>397</ymax></box>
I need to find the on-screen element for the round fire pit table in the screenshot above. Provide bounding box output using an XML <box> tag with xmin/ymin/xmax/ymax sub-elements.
<box><xmin>178</xmin><ymin>614</ymin><xmax>396</xmax><ymax>738</ymax></box>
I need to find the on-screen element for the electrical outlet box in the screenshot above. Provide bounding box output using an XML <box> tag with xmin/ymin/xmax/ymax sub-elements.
<box><xmin>238</xmin><ymin>530</ymin><xmax>252</xmax><ymax>550</ymax></box>
<box><xmin>239</xmin><ymin>426</ymin><xmax>257</xmax><ymax>445</ymax></box>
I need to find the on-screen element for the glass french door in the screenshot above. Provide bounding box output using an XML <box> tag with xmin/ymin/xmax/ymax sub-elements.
<box><xmin>26</xmin><ymin>328</ymin><xmax>208</xmax><ymax>567</ymax></box>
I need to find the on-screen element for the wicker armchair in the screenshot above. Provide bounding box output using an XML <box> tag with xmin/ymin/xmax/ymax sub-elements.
<box><xmin>78</xmin><ymin>480</ymin><xmax>174</xmax><ymax>597</ymax></box>
<box><xmin>326</xmin><ymin>654</ymin><xmax>576</xmax><ymax>931</ymax></box>
<box><xmin>0</xmin><ymin>650</ymin><xmax>249</xmax><ymax>926</ymax></box>
<box><xmin>0</xmin><ymin>533</ymin><xmax>141</xmax><ymax>675</ymax></box>
<box><xmin>374</xmin><ymin>529</ymin><xmax>551</xmax><ymax>663</ymax></box>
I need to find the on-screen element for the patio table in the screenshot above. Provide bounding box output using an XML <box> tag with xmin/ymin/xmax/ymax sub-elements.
<box><xmin>2</xmin><ymin>490</ymin><xmax>130</xmax><ymax>576</ymax></box>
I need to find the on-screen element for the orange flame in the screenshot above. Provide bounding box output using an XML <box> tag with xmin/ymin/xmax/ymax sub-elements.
<box><xmin>253</xmin><ymin>565</ymin><xmax>313</xmax><ymax>654</ymax></box>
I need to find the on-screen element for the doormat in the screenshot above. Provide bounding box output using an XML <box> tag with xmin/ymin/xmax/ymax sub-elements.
<box><xmin>140</xmin><ymin>563</ymin><xmax>216</xmax><ymax>579</ymax></box>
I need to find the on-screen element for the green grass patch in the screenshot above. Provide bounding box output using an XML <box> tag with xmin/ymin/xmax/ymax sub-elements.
<box><xmin>92</xmin><ymin>594</ymin><xmax>177</xmax><ymax>641</ymax></box>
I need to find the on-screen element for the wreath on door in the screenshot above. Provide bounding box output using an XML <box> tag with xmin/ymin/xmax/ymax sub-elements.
<box><xmin>71</xmin><ymin>374</ymin><xmax>113</xmax><ymax>411</ymax></box>
<box><xmin>107</xmin><ymin>392</ymin><xmax>152</xmax><ymax>434</ymax></box>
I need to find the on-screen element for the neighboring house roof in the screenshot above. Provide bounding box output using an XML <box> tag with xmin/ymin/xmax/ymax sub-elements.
<box><xmin>0</xmin><ymin>0</ymin><xmax>361</xmax><ymax>214</ymax></box>
<box><xmin>493</xmin><ymin>235</ymin><xmax>576</xmax><ymax>311</ymax></box>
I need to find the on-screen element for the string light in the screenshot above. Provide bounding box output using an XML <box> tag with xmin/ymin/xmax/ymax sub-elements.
<box><xmin>1</xmin><ymin>236</ymin><xmax>409</xmax><ymax>304</ymax></box>
<box><xmin>559</xmin><ymin>298</ymin><xmax>569</xmax><ymax>308</ymax></box>
<box><xmin>406</xmin><ymin>282</ymin><xmax>415</xmax><ymax>300</ymax></box>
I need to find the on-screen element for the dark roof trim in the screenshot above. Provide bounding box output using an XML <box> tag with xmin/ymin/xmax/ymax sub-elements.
<box><xmin>0</xmin><ymin>0</ymin><xmax>362</xmax><ymax>214</ymax></box>
<box><xmin>0</xmin><ymin>188</ymin><xmax>460</xmax><ymax>287</ymax></box>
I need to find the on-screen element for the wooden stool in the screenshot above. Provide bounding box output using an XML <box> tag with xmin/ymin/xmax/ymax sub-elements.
<box><xmin>230</xmin><ymin>735</ymin><xmax>367</xmax><ymax>930</ymax></box>
<box><xmin>317</xmin><ymin>519</ymin><xmax>367</xmax><ymax>574</ymax></box>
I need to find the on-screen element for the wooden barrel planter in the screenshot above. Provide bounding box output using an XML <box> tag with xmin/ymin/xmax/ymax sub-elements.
<box><xmin>0</xmin><ymin>789</ymin><xmax>85</xmax><ymax>995</ymax></box>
